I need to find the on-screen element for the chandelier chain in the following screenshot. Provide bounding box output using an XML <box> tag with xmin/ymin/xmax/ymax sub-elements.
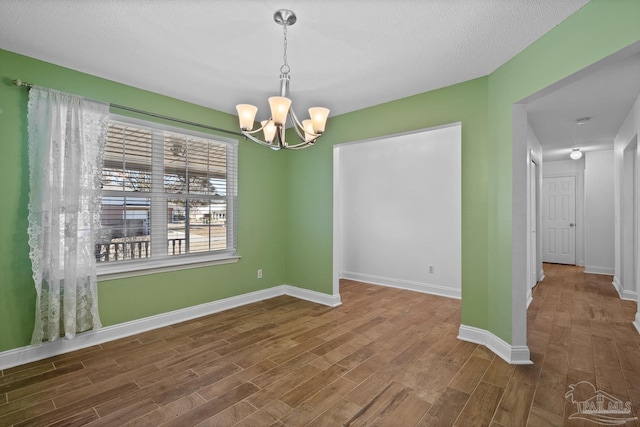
<box><xmin>280</xmin><ymin>24</ymin><xmax>290</xmax><ymax>75</ymax></box>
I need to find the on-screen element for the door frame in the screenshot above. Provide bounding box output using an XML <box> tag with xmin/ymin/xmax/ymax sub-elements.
<box><xmin>527</xmin><ymin>152</ymin><xmax>542</xmax><ymax>308</ymax></box>
<box><xmin>618</xmin><ymin>137</ymin><xmax>638</xmax><ymax>301</ymax></box>
<box><xmin>512</xmin><ymin>42</ymin><xmax>640</xmax><ymax>355</ymax></box>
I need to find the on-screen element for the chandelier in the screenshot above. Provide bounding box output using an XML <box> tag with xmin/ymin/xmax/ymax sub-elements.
<box><xmin>236</xmin><ymin>9</ymin><xmax>330</xmax><ymax>150</ymax></box>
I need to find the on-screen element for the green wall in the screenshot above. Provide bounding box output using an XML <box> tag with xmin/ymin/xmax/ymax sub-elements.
<box><xmin>284</xmin><ymin>0</ymin><xmax>640</xmax><ymax>344</ymax></box>
<box><xmin>284</xmin><ymin>77</ymin><xmax>490</xmax><ymax>331</ymax></box>
<box><xmin>485</xmin><ymin>0</ymin><xmax>640</xmax><ymax>342</ymax></box>
<box><xmin>1</xmin><ymin>0</ymin><xmax>639</xmax><ymax>355</ymax></box>
<box><xmin>0</xmin><ymin>49</ymin><xmax>288</xmax><ymax>352</ymax></box>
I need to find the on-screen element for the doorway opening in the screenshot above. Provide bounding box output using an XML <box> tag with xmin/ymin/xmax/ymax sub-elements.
<box><xmin>512</xmin><ymin>41</ymin><xmax>640</xmax><ymax>353</ymax></box>
<box><xmin>332</xmin><ymin>123</ymin><xmax>462</xmax><ymax>300</ymax></box>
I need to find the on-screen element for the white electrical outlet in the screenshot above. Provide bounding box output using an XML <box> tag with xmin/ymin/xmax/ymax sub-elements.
<box><xmin>257</xmin><ymin>269</ymin><xmax>263</xmax><ymax>279</ymax></box>
<box><xmin>429</xmin><ymin>266</ymin><xmax>434</xmax><ymax>274</ymax></box>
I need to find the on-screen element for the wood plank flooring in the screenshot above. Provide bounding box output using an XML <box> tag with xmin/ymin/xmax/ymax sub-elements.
<box><xmin>1</xmin><ymin>263</ymin><xmax>639</xmax><ymax>426</ymax></box>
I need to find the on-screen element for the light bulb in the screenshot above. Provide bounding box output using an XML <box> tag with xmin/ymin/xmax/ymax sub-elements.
<box><xmin>570</xmin><ymin>149</ymin><xmax>582</xmax><ymax>160</ymax></box>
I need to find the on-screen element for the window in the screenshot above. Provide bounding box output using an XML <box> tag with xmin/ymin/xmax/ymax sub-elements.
<box><xmin>96</xmin><ymin>116</ymin><xmax>238</xmax><ymax>277</ymax></box>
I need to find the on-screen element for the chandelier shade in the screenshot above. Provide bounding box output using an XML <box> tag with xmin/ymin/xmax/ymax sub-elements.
<box><xmin>262</xmin><ymin>120</ymin><xmax>277</xmax><ymax>143</ymax></box>
<box><xmin>309</xmin><ymin>107</ymin><xmax>330</xmax><ymax>134</ymax></box>
<box><xmin>235</xmin><ymin>9</ymin><xmax>330</xmax><ymax>150</ymax></box>
<box><xmin>268</xmin><ymin>96</ymin><xmax>292</xmax><ymax>125</ymax></box>
<box><xmin>236</xmin><ymin>104</ymin><xmax>258</xmax><ymax>131</ymax></box>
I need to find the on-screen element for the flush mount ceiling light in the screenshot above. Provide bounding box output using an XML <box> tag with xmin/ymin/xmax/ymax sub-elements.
<box><xmin>235</xmin><ymin>9</ymin><xmax>330</xmax><ymax>150</ymax></box>
<box><xmin>570</xmin><ymin>148</ymin><xmax>583</xmax><ymax>160</ymax></box>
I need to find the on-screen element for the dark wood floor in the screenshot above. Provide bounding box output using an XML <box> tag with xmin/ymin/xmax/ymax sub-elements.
<box><xmin>1</xmin><ymin>264</ymin><xmax>639</xmax><ymax>426</ymax></box>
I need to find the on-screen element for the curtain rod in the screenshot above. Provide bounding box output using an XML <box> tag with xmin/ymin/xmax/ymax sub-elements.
<box><xmin>12</xmin><ymin>79</ymin><xmax>244</xmax><ymax>138</ymax></box>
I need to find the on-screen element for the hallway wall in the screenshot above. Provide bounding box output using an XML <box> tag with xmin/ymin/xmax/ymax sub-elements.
<box><xmin>614</xmin><ymin>92</ymin><xmax>640</xmax><ymax>300</ymax></box>
<box><xmin>584</xmin><ymin>150</ymin><xmax>615</xmax><ymax>275</ymax></box>
<box><xmin>338</xmin><ymin>124</ymin><xmax>462</xmax><ymax>298</ymax></box>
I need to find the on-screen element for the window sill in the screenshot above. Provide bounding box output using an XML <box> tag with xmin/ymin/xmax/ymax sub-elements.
<box><xmin>97</xmin><ymin>253</ymin><xmax>241</xmax><ymax>281</ymax></box>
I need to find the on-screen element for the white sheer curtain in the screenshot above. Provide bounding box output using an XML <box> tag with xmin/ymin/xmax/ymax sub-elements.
<box><xmin>27</xmin><ymin>87</ymin><xmax>109</xmax><ymax>344</ymax></box>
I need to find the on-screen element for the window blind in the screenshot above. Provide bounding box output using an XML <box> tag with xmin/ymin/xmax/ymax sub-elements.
<box><xmin>96</xmin><ymin>118</ymin><xmax>238</xmax><ymax>268</ymax></box>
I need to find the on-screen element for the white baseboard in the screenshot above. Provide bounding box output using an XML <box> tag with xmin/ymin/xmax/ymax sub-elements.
<box><xmin>0</xmin><ymin>285</ymin><xmax>341</xmax><ymax>370</ymax></box>
<box><xmin>634</xmin><ymin>313</ymin><xmax>640</xmax><ymax>335</ymax></box>
<box><xmin>613</xmin><ymin>276</ymin><xmax>623</xmax><ymax>297</ymax></box>
<box><xmin>538</xmin><ymin>269</ymin><xmax>545</xmax><ymax>283</ymax></box>
<box><xmin>284</xmin><ymin>285</ymin><xmax>342</xmax><ymax>307</ymax></box>
<box><xmin>342</xmin><ymin>271</ymin><xmax>460</xmax><ymax>300</ymax></box>
<box><xmin>527</xmin><ymin>292</ymin><xmax>533</xmax><ymax>308</ymax></box>
<box><xmin>457</xmin><ymin>324</ymin><xmax>532</xmax><ymax>365</ymax></box>
<box><xmin>612</xmin><ymin>276</ymin><xmax>638</xmax><ymax>301</ymax></box>
<box><xmin>583</xmin><ymin>266</ymin><xmax>615</xmax><ymax>275</ymax></box>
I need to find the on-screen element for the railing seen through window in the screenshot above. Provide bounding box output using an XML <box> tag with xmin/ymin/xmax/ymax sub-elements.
<box><xmin>96</xmin><ymin>119</ymin><xmax>238</xmax><ymax>266</ymax></box>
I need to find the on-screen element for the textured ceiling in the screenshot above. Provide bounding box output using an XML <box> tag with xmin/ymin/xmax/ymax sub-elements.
<box><xmin>527</xmin><ymin>50</ymin><xmax>640</xmax><ymax>161</ymax></box>
<box><xmin>0</xmin><ymin>0</ymin><xmax>590</xmax><ymax>119</ymax></box>
<box><xmin>7</xmin><ymin>0</ymin><xmax>635</xmax><ymax>161</ymax></box>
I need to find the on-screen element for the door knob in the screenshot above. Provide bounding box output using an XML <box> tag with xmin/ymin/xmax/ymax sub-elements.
<box><xmin>570</xmin><ymin>223</ymin><xmax>575</xmax><ymax>227</ymax></box>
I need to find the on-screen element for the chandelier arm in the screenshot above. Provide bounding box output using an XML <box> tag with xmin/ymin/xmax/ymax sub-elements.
<box><xmin>241</xmin><ymin>122</ymin><xmax>270</xmax><ymax>135</ymax></box>
<box><xmin>289</xmin><ymin>109</ymin><xmax>321</xmax><ymax>143</ymax></box>
<box><xmin>288</xmin><ymin>109</ymin><xmax>306</xmax><ymax>133</ymax></box>
<box><xmin>290</xmin><ymin>115</ymin><xmax>307</xmax><ymax>142</ymax></box>
<box><xmin>276</xmin><ymin>125</ymin><xmax>287</xmax><ymax>149</ymax></box>
<box><xmin>241</xmin><ymin>131</ymin><xmax>281</xmax><ymax>150</ymax></box>
<box><xmin>280</xmin><ymin>139</ymin><xmax>314</xmax><ymax>150</ymax></box>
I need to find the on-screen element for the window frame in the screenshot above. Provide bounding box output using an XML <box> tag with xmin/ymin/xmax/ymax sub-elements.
<box><xmin>97</xmin><ymin>114</ymin><xmax>240</xmax><ymax>281</ymax></box>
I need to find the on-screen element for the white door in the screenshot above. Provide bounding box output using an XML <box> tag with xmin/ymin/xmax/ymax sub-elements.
<box><xmin>529</xmin><ymin>161</ymin><xmax>537</xmax><ymax>289</ymax></box>
<box><xmin>543</xmin><ymin>176</ymin><xmax>576</xmax><ymax>264</ymax></box>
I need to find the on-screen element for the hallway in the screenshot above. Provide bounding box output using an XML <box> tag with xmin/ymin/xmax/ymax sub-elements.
<box><xmin>527</xmin><ymin>263</ymin><xmax>640</xmax><ymax>425</ymax></box>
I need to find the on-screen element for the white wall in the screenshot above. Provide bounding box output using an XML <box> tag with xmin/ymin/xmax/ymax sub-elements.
<box><xmin>337</xmin><ymin>124</ymin><xmax>461</xmax><ymax>298</ymax></box>
<box><xmin>621</xmin><ymin>141</ymin><xmax>636</xmax><ymax>296</ymax></box>
<box><xmin>543</xmin><ymin>159</ymin><xmax>586</xmax><ymax>266</ymax></box>
<box><xmin>526</xmin><ymin>123</ymin><xmax>543</xmax><ymax>306</ymax></box>
<box><xmin>613</xmin><ymin>92</ymin><xmax>640</xmax><ymax>301</ymax></box>
<box><xmin>584</xmin><ymin>150</ymin><xmax>615</xmax><ymax>275</ymax></box>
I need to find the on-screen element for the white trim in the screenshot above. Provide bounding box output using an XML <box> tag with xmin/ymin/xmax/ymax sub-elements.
<box><xmin>0</xmin><ymin>285</ymin><xmax>339</xmax><ymax>370</ymax></box>
<box><xmin>512</xmin><ymin>104</ymin><xmax>531</xmax><ymax>359</ymax></box>
<box><xmin>283</xmin><ymin>285</ymin><xmax>342</xmax><ymax>307</ymax></box>
<box><xmin>458</xmin><ymin>324</ymin><xmax>533</xmax><ymax>365</ymax></box>
<box><xmin>613</xmin><ymin>276</ymin><xmax>624</xmax><ymax>297</ymax></box>
<box><xmin>584</xmin><ymin>266</ymin><xmax>615</xmax><ymax>275</ymax></box>
<box><xmin>98</xmin><ymin>255</ymin><xmax>241</xmax><ymax>281</ymax></box>
<box><xmin>612</xmin><ymin>276</ymin><xmax>639</xmax><ymax>301</ymax></box>
<box><xmin>332</xmin><ymin>146</ymin><xmax>343</xmax><ymax>298</ymax></box>
<box><xmin>633</xmin><ymin>313</ymin><xmax>640</xmax><ymax>335</ymax></box>
<box><xmin>334</xmin><ymin>122</ymin><xmax>462</xmax><ymax>150</ymax></box>
<box><xmin>527</xmin><ymin>293</ymin><xmax>533</xmax><ymax>308</ymax></box>
<box><xmin>341</xmin><ymin>271</ymin><xmax>461</xmax><ymax>300</ymax></box>
<box><xmin>538</xmin><ymin>269</ymin><xmax>545</xmax><ymax>282</ymax></box>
